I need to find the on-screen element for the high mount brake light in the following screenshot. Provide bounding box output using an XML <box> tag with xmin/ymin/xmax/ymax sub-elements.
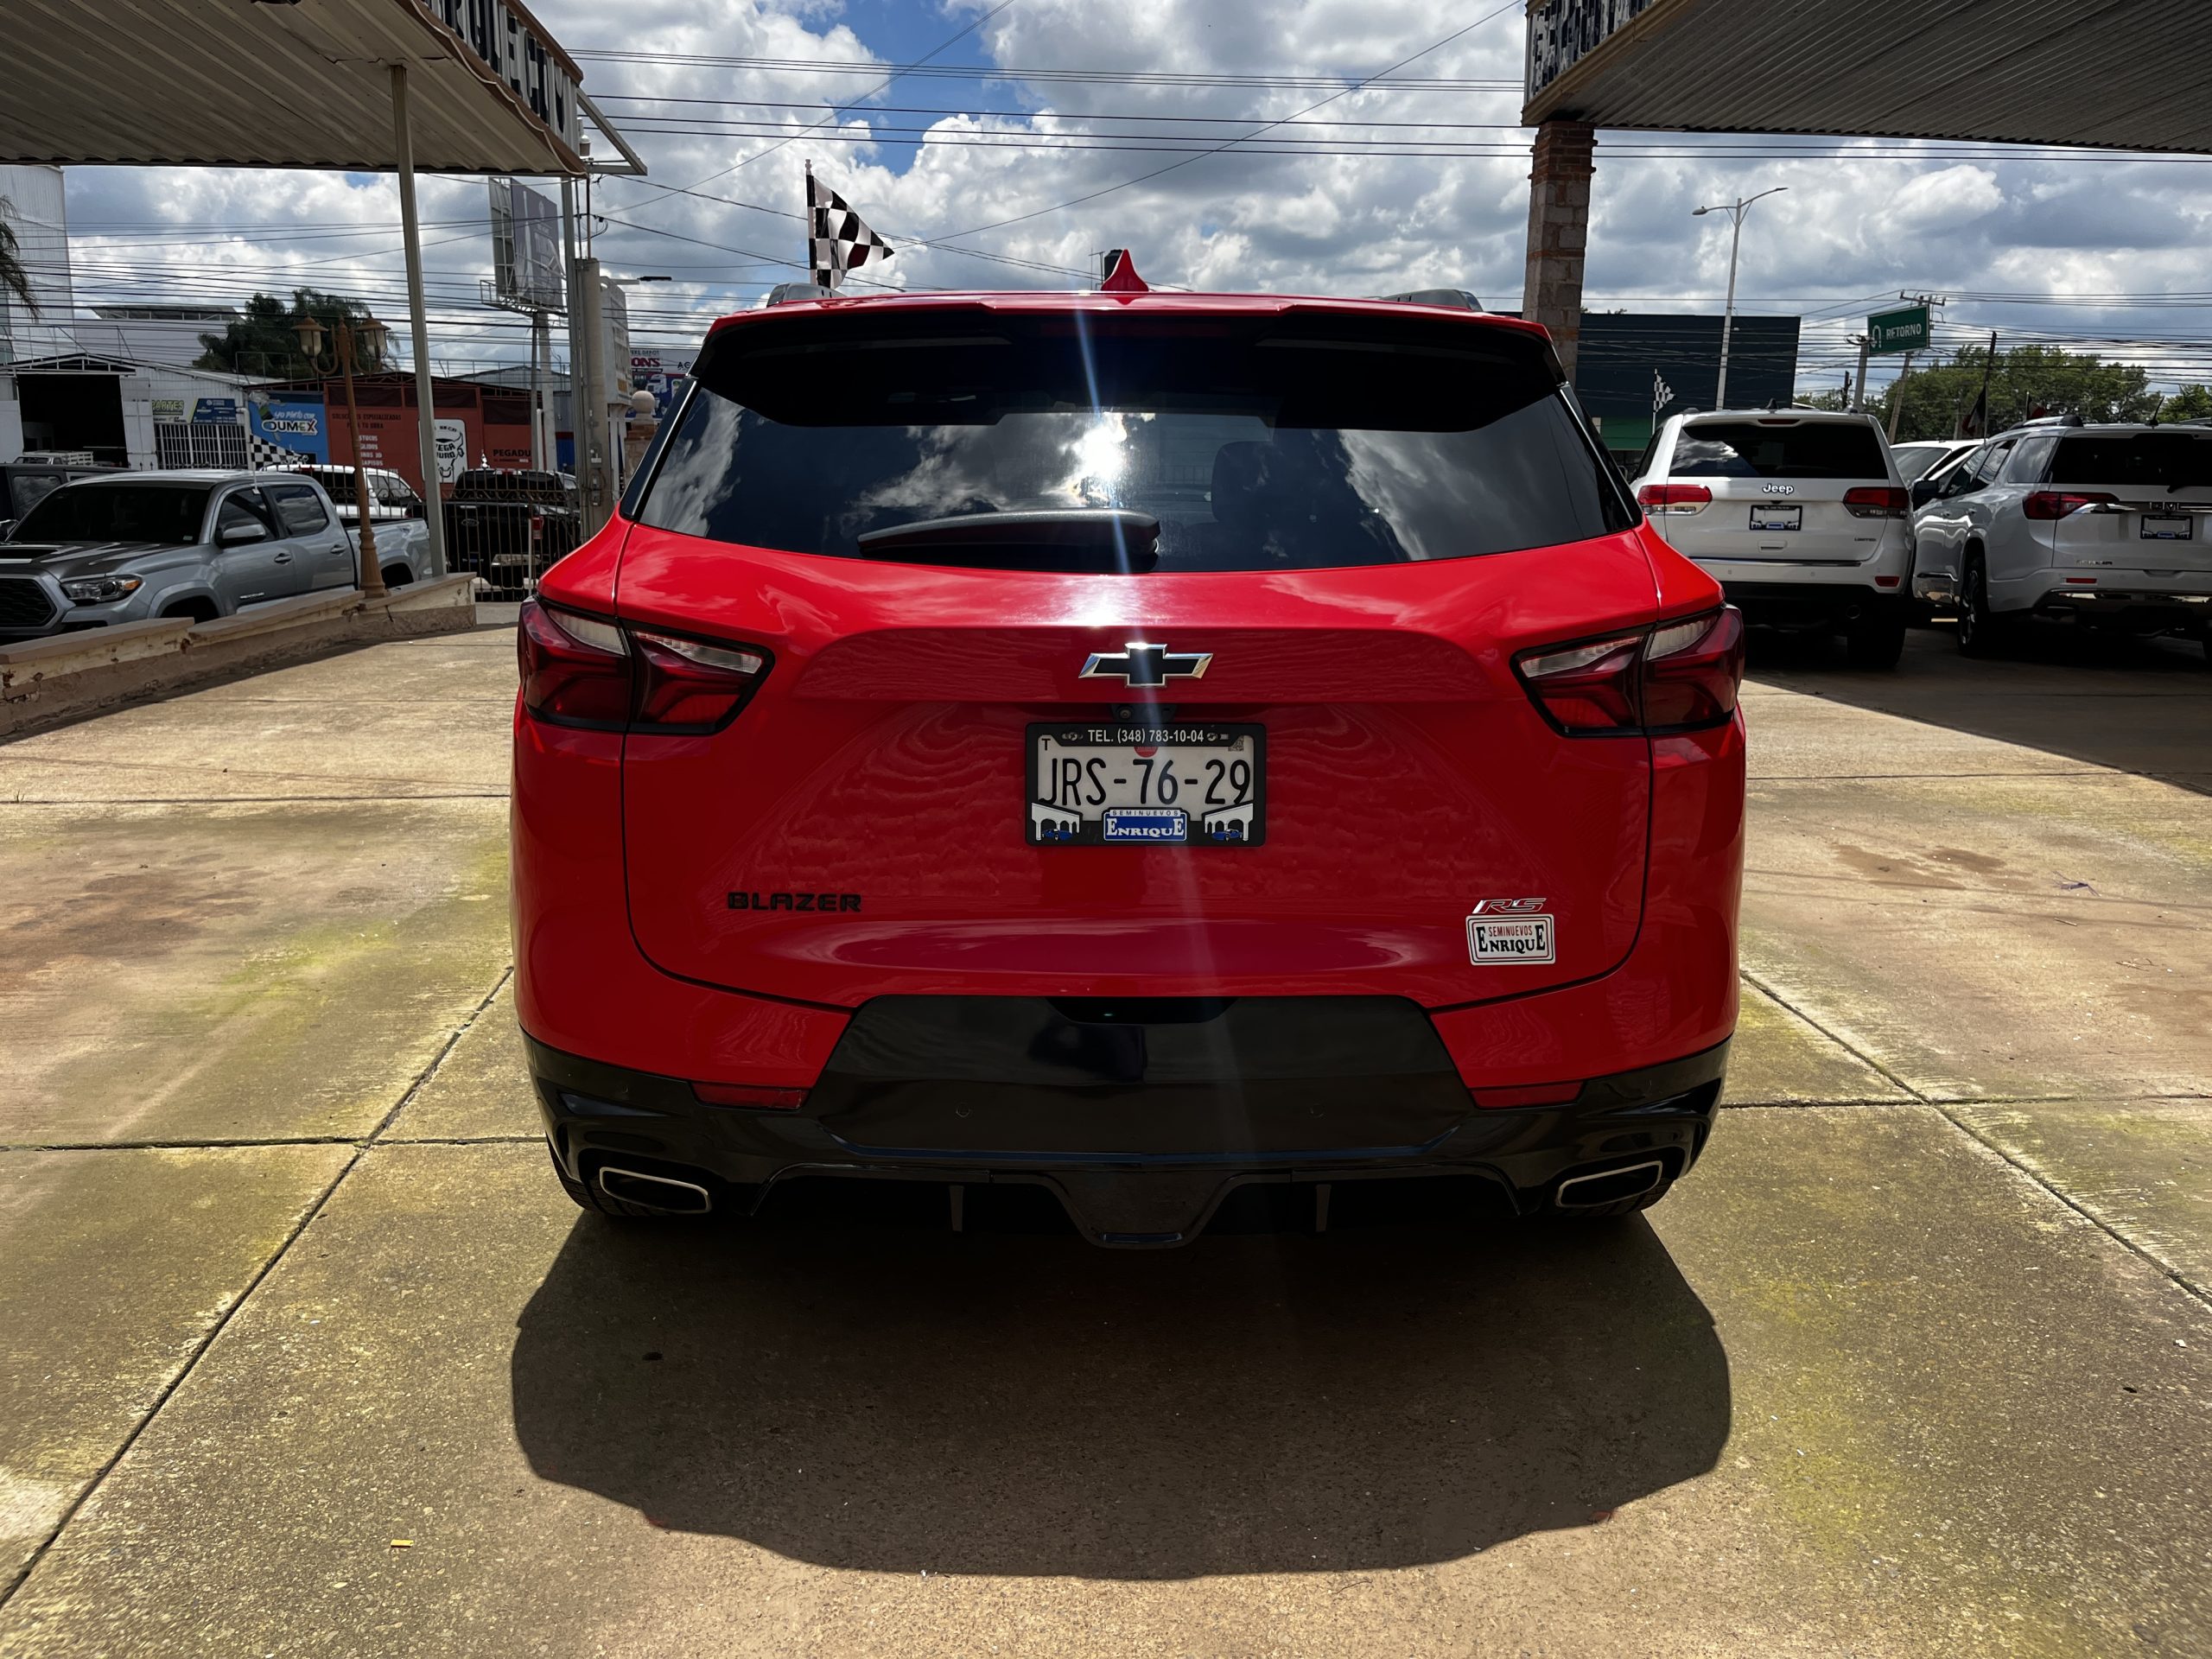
<box><xmin>1843</xmin><ymin>486</ymin><xmax>1910</xmax><ymax>518</ymax></box>
<box><xmin>1637</xmin><ymin>482</ymin><xmax>1713</xmax><ymax>514</ymax></box>
<box><xmin>518</xmin><ymin>599</ymin><xmax>770</xmax><ymax>734</ymax></box>
<box><xmin>1515</xmin><ymin>607</ymin><xmax>1745</xmax><ymax>737</ymax></box>
<box><xmin>2023</xmin><ymin>490</ymin><xmax>2118</xmax><ymax>520</ymax></box>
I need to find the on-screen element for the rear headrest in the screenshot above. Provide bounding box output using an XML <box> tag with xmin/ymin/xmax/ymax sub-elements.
<box><xmin>1211</xmin><ymin>441</ymin><xmax>1297</xmax><ymax>536</ymax></box>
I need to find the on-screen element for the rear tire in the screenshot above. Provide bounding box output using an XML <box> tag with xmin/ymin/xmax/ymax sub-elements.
<box><xmin>380</xmin><ymin>564</ymin><xmax>412</xmax><ymax>589</ymax></box>
<box><xmin>1844</xmin><ymin>610</ymin><xmax>1907</xmax><ymax>669</ymax></box>
<box><xmin>1956</xmin><ymin>553</ymin><xmax>2012</xmax><ymax>658</ymax></box>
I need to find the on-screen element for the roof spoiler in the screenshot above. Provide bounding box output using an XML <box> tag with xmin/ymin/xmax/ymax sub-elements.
<box><xmin>764</xmin><ymin>281</ymin><xmax>839</xmax><ymax>306</ymax></box>
<box><xmin>1376</xmin><ymin>288</ymin><xmax>1485</xmax><ymax>311</ymax></box>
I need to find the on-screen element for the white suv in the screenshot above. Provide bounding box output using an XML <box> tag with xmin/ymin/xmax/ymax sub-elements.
<box><xmin>1631</xmin><ymin>409</ymin><xmax>1912</xmax><ymax>667</ymax></box>
<box><xmin>1910</xmin><ymin>421</ymin><xmax>2212</xmax><ymax>657</ymax></box>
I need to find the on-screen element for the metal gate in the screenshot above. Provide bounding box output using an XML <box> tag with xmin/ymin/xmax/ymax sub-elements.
<box><xmin>154</xmin><ymin>422</ymin><xmax>249</xmax><ymax>469</ymax></box>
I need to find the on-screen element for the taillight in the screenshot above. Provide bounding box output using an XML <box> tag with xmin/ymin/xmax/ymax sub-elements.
<box><xmin>1515</xmin><ymin>633</ymin><xmax>1643</xmax><ymax>732</ymax></box>
<box><xmin>2023</xmin><ymin>491</ymin><xmax>2117</xmax><ymax>520</ymax></box>
<box><xmin>1637</xmin><ymin>483</ymin><xmax>1713</xmax><ymax>515</ymax></box>
<box><xmin>1843</xmin><ymin>486</ymin><xmax>1910</xmax><ymax>518</ymax></box>
<box><xmin>518</xmin><ymin>600</ymin><xmax>632</xmax><ymax>728</ymax></box>
<box><xmin>518</xmin><ymin>599</ymin><xmax>769</xmax><ymax>734</ymax></box>
<box><xmin>632</xmin><ymin>630</ymin><xmax>769</xmax><ymax>728</ymax></box>
<box><xmin>1640</xmin><ymin>607</ymin><xmax>1745</xmax><ymax>732</ymax></box>
<box><xmin>1515</xmin><ymin>607</ymin><xmax>1745</xmax><ymax>737</ymax></box>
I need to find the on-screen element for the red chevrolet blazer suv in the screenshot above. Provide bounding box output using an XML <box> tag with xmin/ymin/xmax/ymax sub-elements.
<box><xmin>511</xmin><ymin>287</ymin><xmax>1745</xmax><ymax>1245</ymax></box>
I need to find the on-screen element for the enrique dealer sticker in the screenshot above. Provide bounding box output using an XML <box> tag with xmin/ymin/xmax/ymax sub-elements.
<box><xmin>1467</xmin><ymin>911</ymin><xmax>1555</xmax><ymax>964</ymax></box>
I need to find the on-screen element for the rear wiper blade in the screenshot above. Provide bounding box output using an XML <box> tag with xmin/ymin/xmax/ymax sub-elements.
<box><xmin>856</xmin><ymin>509</ymin><xmax>1160</xmax><ymax>571</ymax></box>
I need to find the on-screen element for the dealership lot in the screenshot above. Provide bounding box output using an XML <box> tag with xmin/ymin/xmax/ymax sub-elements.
<box><xmin>0</xmin><ymin>624</ymin><xmax>2206</xmax><ymax>1657</ymax></box>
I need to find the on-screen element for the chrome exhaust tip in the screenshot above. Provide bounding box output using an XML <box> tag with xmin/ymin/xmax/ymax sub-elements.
<box><xmin>597</xmin><ymin>1166</ymin><xmax>714</xmax><ymax>1215</ymax></box>
<box><xmin>1554</xmin><ymin>1159</ymin><xmax>1665</xmax><ymax>1210</ymax></box>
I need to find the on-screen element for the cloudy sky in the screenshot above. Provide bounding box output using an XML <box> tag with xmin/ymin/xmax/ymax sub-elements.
<box><xmin>47</xmin><ymin>0</ymin><xmax>2212</xmax><ymax>395</ymax></box>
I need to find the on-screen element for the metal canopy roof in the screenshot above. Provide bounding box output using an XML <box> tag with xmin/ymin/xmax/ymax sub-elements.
<box><xmin>3</xmin><ymin>0</ymin><xmax>607</xmax><ymax>175</ymax></box>
<box><xmin>1524</xmin><ymin>0</ymin><xmax>2212</xmax><ymax>154</ymax></box>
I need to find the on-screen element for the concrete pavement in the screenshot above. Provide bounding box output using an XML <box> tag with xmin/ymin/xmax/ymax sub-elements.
<box><xmin>0</xmin><ymin>624</ymin><xmax>2206</xmax><ymax>1656</ymax></box>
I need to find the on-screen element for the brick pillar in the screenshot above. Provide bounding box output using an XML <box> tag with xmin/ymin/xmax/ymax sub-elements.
<box><xmin>1522</xmin><ymin>118</ymin><xmax>1596</xmax><ymax>380</ymax></box>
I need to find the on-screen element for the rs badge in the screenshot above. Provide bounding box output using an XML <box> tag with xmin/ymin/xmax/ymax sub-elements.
<box><xmin>1467</xmin><ymin>899</ymin><xmax>1555</xmax><ymax>964</ymax></box>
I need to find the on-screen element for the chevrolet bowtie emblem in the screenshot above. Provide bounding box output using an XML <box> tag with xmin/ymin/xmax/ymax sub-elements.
<box><xmin>1079</xmin><ymin>641</ymin><xmax>1213</xmax><ymax>688</ymax></box>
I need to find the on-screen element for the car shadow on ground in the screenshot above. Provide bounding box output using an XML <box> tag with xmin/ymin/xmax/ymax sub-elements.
<box><xmin>1744</xmin><ymin>624</ymin><xmax>2211</xmax><ymax>792</ymax></box>
<box><xmin>510</xmin><ymin>1212</ymin><xmax>1729</xmax><ymax>1578</ymax></box>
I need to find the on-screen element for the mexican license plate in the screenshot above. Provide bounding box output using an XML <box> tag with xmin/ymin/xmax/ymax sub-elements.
<box><xmin>1749</xmin><ymin>504</ymin><xmax>1802</xmax><ymax>531</ymax></box>
<box><xmin>1027</xmin><ymin>721</ymin><xmax>1265</xmax><ymax>846</ymax></box>
<box><xmin>2140</xmin><ymin>512</ymin><xmax>2194</xmax><ymax>540</ymax></box>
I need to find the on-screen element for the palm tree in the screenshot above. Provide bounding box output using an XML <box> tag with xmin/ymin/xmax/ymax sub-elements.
<box><xmin>0</xmin><ymin>197</ymin><xmax>38</xmax><ymax>321</ymax></box>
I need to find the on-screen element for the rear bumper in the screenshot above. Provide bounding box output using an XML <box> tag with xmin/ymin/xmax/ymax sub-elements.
<box><xmin>527</xmin><ymin>1020</ymin><xmax>1728</xmax><ymax>1247</ymax></box>
<box><xmin>2031</xmin><ymin>586</ymin><xmax>2212</xmax><ymax>633</ymax></box>
<box><xmin>1713</xmin><ymin>581</ymin><xmax>1904</xmax><ymax>630</ymax></box>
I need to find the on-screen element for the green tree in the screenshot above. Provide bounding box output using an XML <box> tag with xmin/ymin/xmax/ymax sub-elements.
<box><xmin>0</xmin><ymin>196</ymin><xmax>36</xmax><ymax>320</ymax></box>
<box><xmin>194</xmin><ymin>288</ymin><xmax>388</xmax><ymax>380</ymax></box>
<box><xmin>2155</xmin><ymin>384</ymin><xmax>2212</xmax><ymax>423</ymax></box>
<box><xmin>1877</xmin><ymin>343</ymin><xmax>2159</xmax><ymax>442</ymax></box>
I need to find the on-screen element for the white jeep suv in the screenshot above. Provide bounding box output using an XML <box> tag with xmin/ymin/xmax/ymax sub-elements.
<box><xmin>1910</xmin><ymin>420</ymin><xmax>2212</xmax><ymax>657</ymax></box>
<box><xmin>1631</xmin><ymin>409</ymin><xmax>1912</xmax><ymax>667</ymax></box>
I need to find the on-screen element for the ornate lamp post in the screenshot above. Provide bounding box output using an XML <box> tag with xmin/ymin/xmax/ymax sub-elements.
<box><xmin>292</xmin><ymin>310</ymin><xmax>390</xmax><ymax>600</ymax></box>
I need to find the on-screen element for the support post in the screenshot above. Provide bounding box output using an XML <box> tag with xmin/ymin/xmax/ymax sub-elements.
<box><xmin>391</xmin><ymin>64</ymin><xmax>447</xmax><ymax>578</ymax></box>
<box><xmin>561</xmin><ymin>176</ymin><xmax>582</xmax><ymax>482</ymax></box>
<box><xmin>1522</xmin><ymin>119</ymin><xmax>1595</xmax><ymax>381</ymax></box>
<box><xmin>531</xmin><ymin>309</ymin><xmax>551</xmax><ymax>471</ymax></box>
<box><xmin>1853</xmin><ymin>335</ymin><xmax>1872</xmax><ymax>414</ymax></box>
<box><xmin>574</xmin><ymin>256</ymin><xmax>608</xmax><ymax>534</ymax></box>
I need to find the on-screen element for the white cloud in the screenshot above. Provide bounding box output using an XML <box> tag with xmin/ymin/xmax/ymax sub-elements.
<box><xmin>38</xmin><ymin>0</ymin><xmax>2212</xmax><ymax>393</ymax></box>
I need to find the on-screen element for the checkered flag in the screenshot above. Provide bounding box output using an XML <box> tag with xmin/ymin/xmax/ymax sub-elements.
<box><xmin>248</xmin><ymin>434</ymin><xmax>313</xmax><ymax>470</ymax></box>
<box><xmin>806</xmin><ymin>163</ymin><xmax>892</xmax><ymax>292</ymax></box>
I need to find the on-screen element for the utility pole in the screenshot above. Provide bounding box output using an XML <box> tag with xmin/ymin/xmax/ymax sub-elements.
<box><xmin>1886</xmin><ymin>353</ymin><xmax>1915</xmax><ymax>442</ymax></box>
<box><xmin>1885</xmin><ymin>292</ymin><xmax>1947</xmax><ymax>443</ymax></box>
<box><xmin>1852</xmin><ymin>334</ymin><xmax>1872</xmax><ymax>413</ymax></box>
<box><xmin>1694</xmin><ymin>185</ymin><xmax>1786</xmax><ymax>410</ymax></box>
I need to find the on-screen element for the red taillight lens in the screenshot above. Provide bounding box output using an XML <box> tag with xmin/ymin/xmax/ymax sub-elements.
<box><xmin>2023</xmin><ymin>491</ymin><xmax>2117</xmax><ymax>520</ymax></box>
<box><xmin>1515</xmin><ymin>607</ymin><xmax>1744</xmax><ymax>737</ymax></box>
<box><xmin>518</xmin><ymin>600</ymin><xmax>770</xmax><ymax>733</ymax></box>
<box><xmin>518</xmin><ymin>600</ymin><xmax>632</xmax><ymax>728</ymax></box>
<box><xmin>1641</xmin><ymin>606</ymin><xmax>1745</xmax><ymax>732</ymax></box>
<box><xmin>1514</xmin><ymin>633</ymin><xmax>1644</xmax><ymax>732</ymax></box>
<box><xmin>1637</xmin><ymin>482</ymin><xmax>1713</xmax><ymax>514</ymax></box>
<box><xmin>633</xmin><ymin>630</ymin><xmax>769</xmax><ymax>730</ymax></box>
<box><xmin>1842</xmin><ymin>486</ymin><xmax>1910</xmax><ymax>518</ymax></box>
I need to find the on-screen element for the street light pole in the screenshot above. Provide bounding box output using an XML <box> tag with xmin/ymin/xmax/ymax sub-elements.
<box><xmin>294</xmin><ymin>311</ymin><xmax>385</xmax><ymax>601</ymax></box>
<box><xmin>1694</xmin><ymin>186</ymin><xmax>1786</xmax><ymax>411</ymax></box>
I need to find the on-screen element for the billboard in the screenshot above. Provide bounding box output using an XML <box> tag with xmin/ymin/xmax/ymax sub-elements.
<box><xmin>489</xmin><ymin>179</ymin><xmax>564</xmax><ymax>312</ymax></box>
<box><xmin>246</xmin><ymin>391</ymin><xmax>329</xmax><ymax>462</ymax></box>
<box><xmin>601</xmin><ymin>277</ymin><xmax>631</xmax><ymax>403</ymax></box>
<box><xmin>629</xmin><ymin>351</ymin><xmax>692</xmax><ymax>419</ymax></box>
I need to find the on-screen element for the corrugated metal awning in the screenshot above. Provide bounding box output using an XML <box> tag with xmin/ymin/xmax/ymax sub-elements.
<box><xmin>1524</xmin><ymin>0</ymin><xmax>2212</xmax><ymax>154</ymax></box>
<box><xmin>1</xmin><ymin>0</ymin><xmax>594</xmax><ymax>175</ymax></box>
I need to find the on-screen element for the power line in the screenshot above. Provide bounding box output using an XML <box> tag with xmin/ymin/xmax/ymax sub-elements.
<box><xmin>568</xmin><ymin>48</ymin><xmax>1520</xmax><ymax>92</ymax></box>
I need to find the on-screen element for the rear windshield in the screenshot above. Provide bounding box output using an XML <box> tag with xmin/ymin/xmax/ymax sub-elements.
<box><xmin>1671</xmin><ymin>420</ymin><xmax>1886</xmax><ymax>480</ymax></box>
<box><xmin>13</xmin><ymin>482</ymin><xmax>208</xmax><ymax>545</ymax></box>
<box><xmin>1891</xmin><ymin>444</ymin><xmax>1955</xmax><ymax>482</ymax></box>
<box><xmin>2050</xmin><ymin>434</ymin><xmax>2212</xmax><ymax>491</ymax></box>
<box><xmin>633</xmin><ymin>312</ymin><xmax>1635</xmax><ymax>571</ymax></box>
